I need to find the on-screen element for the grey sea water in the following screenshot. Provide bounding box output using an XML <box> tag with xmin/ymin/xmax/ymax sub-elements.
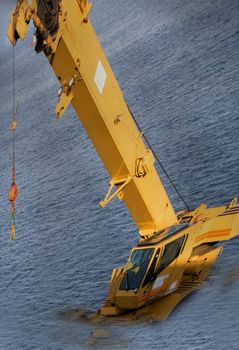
<box><xmin>0</xmin><ymin>0</ymin><xmax>239</xmax><ymax>349</ymax></box>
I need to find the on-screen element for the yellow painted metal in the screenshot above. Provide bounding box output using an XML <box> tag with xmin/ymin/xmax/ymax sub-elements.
<box><xmin>10</xmin><ymin>224</ymin><xmax>16</xmax><ymax>241</ymax></box>
<box><xmin>11</xmin><ymin>120</ymin><xmax>17</xmax><ymax>130</ymax></box>
<box><xmin>8</xmin><ymin>1</ymin><xmax>239</xmax><ymax>319</ymax></box>
<box><xmin>60</xmin><ymin>243</ymin><xmax>224</xmax><ymax>322</ymax></box>
<box><xmin>8</xmin><ymin>0</ymin><xmax>178</xmax><ymax>238</ymax></box>
<box><xmin>99</xmin><ymin>245</ymin><xmax>223</xmax><ymax>321</ymax></box>
<box><xmin>8</xmin><ymin>0</ymin><xmax>29</xmax><ymax>45</ymax></box>
<box><xmin>100</xmin><ymin>203</ymin><xmax>239</xmax><ymax>316</ymax></box>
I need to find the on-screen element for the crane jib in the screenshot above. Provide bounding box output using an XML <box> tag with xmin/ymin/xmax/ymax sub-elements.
<box><xmin>8</xmin><ymin>0</ymin><xmax>178</xmax><ymax>238</ymax></box>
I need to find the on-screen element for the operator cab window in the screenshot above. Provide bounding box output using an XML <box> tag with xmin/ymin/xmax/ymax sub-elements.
<box><xmin>142</xmin><ymin>248</ymin><xmax>161</xmax><ymax>287</ymax></box>
<box><xmin>120</xmin><ymin>248</ymin><xmax>154</xmax><ymax>290</ymax></box>
<box><xmin>157</xmin><ymin>236</ymin><xmax>185</xmax><ymax>274</ymax></box>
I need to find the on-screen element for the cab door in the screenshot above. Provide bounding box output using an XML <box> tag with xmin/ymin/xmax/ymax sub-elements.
<box><xmin>150</xmin><ymin>235</ymin><xmax>187</xmax><ymax>298</ymax></box>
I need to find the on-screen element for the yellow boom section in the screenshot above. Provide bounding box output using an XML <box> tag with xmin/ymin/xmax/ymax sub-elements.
<box><xmin>8</xmin><ymin>0</ymin><xmax>178</xmax><ymax>238</ymax></box>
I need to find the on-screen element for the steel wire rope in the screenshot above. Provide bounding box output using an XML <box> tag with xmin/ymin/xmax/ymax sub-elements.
<box><xmin>12</xmin><ymin>45</ymin><xmax>16</xmax><ymax>178</ymax></box>
<box><xmin>8</xmin><ymin>45</ymin><xmax>18</xmax><ymax>240</ymax></box>
<box><xmin>47</xmin><ymin>20</ymin><xmax>190</xmax><ymax>211</ymax></box>
<box><xmin>127</xmin><ymin>104</ymin><xmax>190</xmax><ymax>211</ymax></box>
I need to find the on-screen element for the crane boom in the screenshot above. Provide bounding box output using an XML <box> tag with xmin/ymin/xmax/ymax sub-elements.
<box><xmin>8</xmin><ymin>0</ymin><xmax>177</xmax><ymax>238</ymax></box>
<box><xmin>7</xmin><ymin>0</ymin><xmax>239</xmax><ymax>321</ymax></box>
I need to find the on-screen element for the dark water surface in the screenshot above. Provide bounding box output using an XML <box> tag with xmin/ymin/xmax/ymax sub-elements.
<box><xmin>0</xmin><ymin>0</ymin><xmax>239</xmax><ymax>349</ymax></box>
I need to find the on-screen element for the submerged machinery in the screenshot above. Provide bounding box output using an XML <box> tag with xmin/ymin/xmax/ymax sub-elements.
<box><xmin>8</xmin><ymin>0</ymin><xmax>239</xmax><ymax>320</ymax></box>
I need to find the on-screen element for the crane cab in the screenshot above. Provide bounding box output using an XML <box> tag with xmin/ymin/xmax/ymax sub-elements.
<box><xmin>101</xmin><ymin>225</ymin><xmax>190</xmax><ymax>314</ymax></box>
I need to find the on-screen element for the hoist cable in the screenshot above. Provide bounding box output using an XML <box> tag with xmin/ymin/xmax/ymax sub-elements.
<box><xmin>8</xmin><ymin>45</ymin><xmax>18</xmax><ymax>240</ymax></box>
<box><xmin>12</xmin><ymin>45</ymin><xmax>16</xmax><ymax>181</ymax></box>
<box><xmin>127</xmin><ymin>105</ymin><xmax>190</xmax><ymax>211</ymax></box>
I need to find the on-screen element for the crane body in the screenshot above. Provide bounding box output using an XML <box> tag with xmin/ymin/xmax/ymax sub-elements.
<box><xmin>8</xmin><ymin>0</ymin><xmax>239</xmax><ymax>320</ymax></box>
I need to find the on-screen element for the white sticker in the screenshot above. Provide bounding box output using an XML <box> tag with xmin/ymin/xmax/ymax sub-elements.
<box><xmin>94</xmin><ymin>60</ymin><xmax>107</xmax><ymax>94</ymax></box>
<box><xmin>152</xmin><ymin>274</ymin><xmax>169</xmax><ymax>290</ymax></box>
<box><xmin>164</xmin><ymin>280</ymin><xmax>178</xmax><ymax>296</ymax></box>
<box><xmin>168</xmin><ymin>280</ymin><xmax>177</xmax><ymax>292</ymax></box>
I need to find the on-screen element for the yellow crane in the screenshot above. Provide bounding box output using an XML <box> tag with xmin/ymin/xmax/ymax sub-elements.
<box><xmin>8</xmin><ymin>0</ymin><xmax>239</xmax><ymax>321</ymax></box>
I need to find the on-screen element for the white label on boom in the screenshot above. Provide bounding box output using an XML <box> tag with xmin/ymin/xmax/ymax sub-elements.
<box><xmin>94</xmin><ymin>60</ymin><xmax>107</xmax><ymax>94</ymax></box>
